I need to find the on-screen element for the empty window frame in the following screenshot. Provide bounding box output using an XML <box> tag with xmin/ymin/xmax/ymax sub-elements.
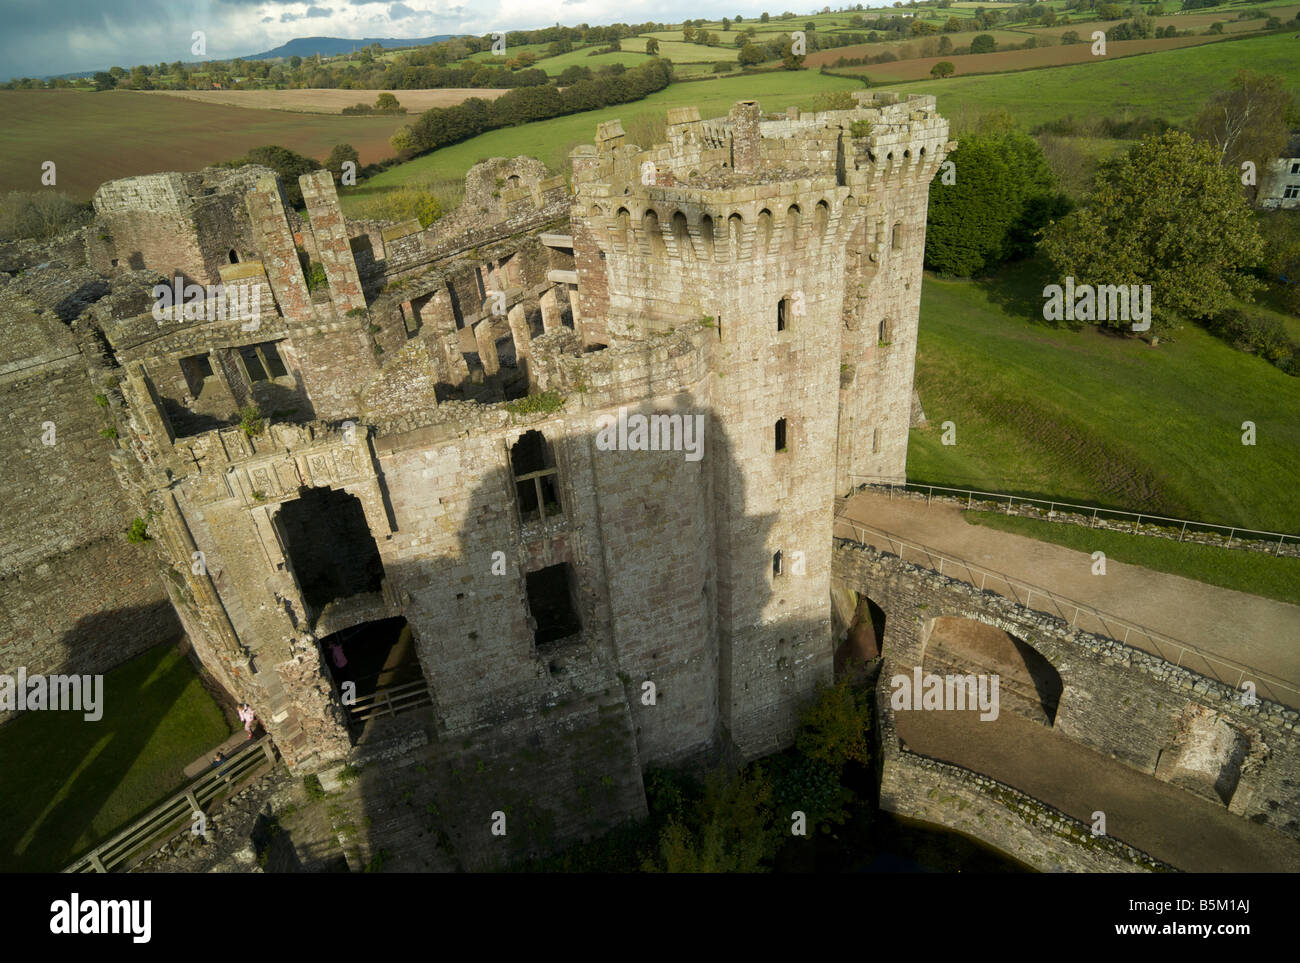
<box><xmin>179</xmin><ymin>352</ymin><xmax>215</xmax><ymax>397</ymax></box>
<box><xmin>238</xmin><ymin>341</ymin><xmax>289</xmax><ymax>383</ymax></box>
<box><xmin>1285</xmin><ymin>185</ymin><xmax>1300</xmax><ymax>200</ymax></box>
<box><xmin>775</xmin><ymin>418</ymin><xmax>788</xmax><ymax>453</ymax></box>
<box><xmin>526</xmin><ymin>563</ymin><xmax>581</xmax><ymax>650</ymax></box>
<box><xmin>511</xmin><ymin>430</ymin><xmax>562</xmax><ymax>523</ymax></box>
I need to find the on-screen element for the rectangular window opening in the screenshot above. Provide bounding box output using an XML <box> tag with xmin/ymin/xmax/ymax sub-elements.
<box><xmin>775</xmin><ymin>418</ymin><xmax>788</xmax><ymax>453</ymax></box>
<box><xmin>526</xmin><ymin>563</ymin><xmax>581</xmax><ymax>651</ymax></box>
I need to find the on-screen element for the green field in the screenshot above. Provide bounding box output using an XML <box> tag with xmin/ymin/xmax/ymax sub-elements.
<box><xmin>340</xmin><ymin>70</ymin><xmax>861</xmax><ymax>214</ymax></box>
<box><xmin>962</xmin><ymin>511</ymin><xmax>1300</xmax><ymax>605</ymax></box>
<box><xmin>883</xmin><ymin>32</ymin><xmax>1300</xmax><ymax>129</ymax></box>
<box><xmin>907</xmin><ymin>260</ymin><xmax>1300</xmax><ymax>534</ymax></box>
<box><xmin>0</xmin><ymin>643</ymin><xmax>231</xmax><ymax>872</ymax></box>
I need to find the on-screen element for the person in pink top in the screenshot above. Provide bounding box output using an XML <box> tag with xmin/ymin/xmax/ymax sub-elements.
<box><xmin>237</xmin><ymin>702</ymin><xmax>256</xmax><ymax>740</ymax></box>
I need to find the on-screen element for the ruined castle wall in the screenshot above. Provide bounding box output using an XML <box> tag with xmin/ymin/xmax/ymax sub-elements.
<box><xmin>370</xmin><ymin>408</ymin><xmax>557</xmax><ymax>734</ymax></box>
<box><xmin>833</xmin><ymin>541</ymin><xmax>1300</xmax><ymax>839</ymax></box>
<box><xmin>0</xmin><ymin>315</ymin><xmax>178</xmax><ymax>704</ymax></box>
<box><xmin>577</xmin><ymin>382</ymin><xmax>720</xmax><ymax>766</ymax></box>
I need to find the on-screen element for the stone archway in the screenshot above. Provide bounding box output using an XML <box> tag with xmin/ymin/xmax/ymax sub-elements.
<box><xmin>921</xmin><ymin>617</ymin><xmax>1063</xmax><ymax>726</ymax></box>
<box><xmin>831</xmin><ymin>585</ymin><xmax>885</xmax><ymax>680</ymax></box>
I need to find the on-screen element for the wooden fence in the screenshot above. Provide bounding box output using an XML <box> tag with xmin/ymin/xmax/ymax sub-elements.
<box><xmin>63</xmin><ymin>736</ymin><xmax>278</xmax><ymax>873</ymax></box>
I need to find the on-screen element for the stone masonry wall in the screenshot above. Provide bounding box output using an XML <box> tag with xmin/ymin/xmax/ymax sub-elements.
<box><xmin>833</xmin><ymin>540</ymin><xmax>1300</xmax><ymax>840</ymax></box>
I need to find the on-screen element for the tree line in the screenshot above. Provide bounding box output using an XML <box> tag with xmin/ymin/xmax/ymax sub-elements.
<box><xmin>392</xmin><ymin>59</ymin><xmax>674</xmax><ymax>158</ymax></box>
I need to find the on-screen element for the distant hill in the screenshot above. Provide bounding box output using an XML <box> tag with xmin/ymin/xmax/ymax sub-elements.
<box><xmin>243</xmin><ymin>36</ymin><xmax>458</xmax><ymax>60</ymax></box>
<box><xmin>38</xmin><ymin>35</ymin><xmax>461</xmax><ymax>80</ymax></box>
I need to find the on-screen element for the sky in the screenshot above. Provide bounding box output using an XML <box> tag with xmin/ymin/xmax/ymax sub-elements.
<box><xmin>0</xmin><ymin>0</ymin><xmax>805</xmax><ymax>80</ymax></box>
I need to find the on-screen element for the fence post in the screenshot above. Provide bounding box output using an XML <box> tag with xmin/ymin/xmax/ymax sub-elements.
<box><xmin>90</xmin><ymin>853</ymin><xmax>107</xmax><ymax>874</ymax></box>
<box><xmin>1277</xmin><ymin>535</ymin><xmax>1285</xmax><ymax>557</ymax></box>
<box><xmin>1227</xmin><ymin>528</ymin><xmax>1235</xmax><ymax>548</ymax></box>
<box><xmin>1007</xmin><ymin>497</ymin><xmax>1013</xmax><ymax>515</ymax></box>
<box><xmin>1133</xmin><ymin>515</ymin><xmax>1140</xmax><ymax>532</ymax></box>
<box><xmin>1179</xmin><ymin>521</ymin><xmax>1187</xmax><ymax>543</ymax></box>
<box><xmin>967</xmin><ymin>492</ymin><xmax>972</xmax><ymax>510</ymax></box>
<box><xmin>1091</xmin><ymin>508</ymin><xmax>1097</xmax><ymax>528</ymax></box>
<box><xmin>261</xmin><ymin>739</ymin><xmax>276</xmax><ymax>766</ymax></box>
<box><xmin>185</xmin><ymin>790</ymin><xmax>201</xmax><ymax>817</ymax></box>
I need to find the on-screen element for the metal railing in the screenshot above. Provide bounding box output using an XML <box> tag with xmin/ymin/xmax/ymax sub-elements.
<box><xmin>843</xmin><ymin>475</ymin><xmax>1297</xmax><ymax>554</ymax></box>
<box><xmin>833</xmin><ymin>513</ymin><xmax>1300</xmax><ymax>708</ymax></box>
<box><xmin>63</xmin><ymin>736</ymin><xmax>278</xmax><ymax>873</ymax></box>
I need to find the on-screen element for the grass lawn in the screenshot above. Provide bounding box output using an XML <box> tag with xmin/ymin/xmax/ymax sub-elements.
<box><xmin>340</xmin><ymin>71</ymin><xmax>862</xmax><ymax>213</ymax></box>
<box><xmin>0</xmin><ymin>643</ymin><xmax>231</xmax><ymax>872</ymax></box>
<box><xmin>962</xmin><ymin>510</ymin><xmax>1300</xmax><ymax>606</ymax></box>
<box><xmin>907</xmin><ymin>259</ymin><xmax>1300</xmax><ymax>533</ymax></box>
<box><xmin>881</xmin><ymin>32</ymin><xmax>1300</xmax><ymax>129</ymax></box>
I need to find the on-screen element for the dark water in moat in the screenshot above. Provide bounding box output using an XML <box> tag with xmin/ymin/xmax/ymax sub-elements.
<box><xmin>778</xmin><ymin>809</ymin><xmax>1032</xmax><ymax>873</ymax></box>
<box><xmin>849</xmin><ymin>812</ymin><xmax>1032</xmax><ymax>873</ymax></box>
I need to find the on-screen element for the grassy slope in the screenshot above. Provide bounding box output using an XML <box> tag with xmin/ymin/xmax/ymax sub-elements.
<box><xmin>341</xmin><ymin>71</ymin><xmax>861</xmax><ymax>211</ymax></box>
<box><xmin>907</xmin><ymin>260</ymin><xmax>1300</xmax><ymax>533</ymax></box>
<box><xmin>882</xmin><ymin>32</ymin><xmax>1300</xmax><ymax>128</ymax></box>
<box><xmin>0</xmin><ymin>644</ymin><xmax>230</xmax><ymax>872</ymax></box>
<box><xmin>962</xmin><ymin>511</ymin><xmax>1300</xmax><ymax>606</ymax></box>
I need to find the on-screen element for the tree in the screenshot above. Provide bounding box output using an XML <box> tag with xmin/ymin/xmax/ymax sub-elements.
<box><xmin>92</xmin><ymin>71</ymin><xmax>114</xmax><ymax>91</ymax></box>
<box><xmin>926</xmin><ymin>128</ymin><xmax>1067</xmax><ymax>276</ymax></box>
<box><xmin>938</xmin><ymin>35</ymin><xmax>953</xmax><ymax>54</ymax></box>
<box><xmin>683</xmin><ymin>23</ymin><xmax>697</xmax><ymax>41</ymax></box>
<box><xmin>326</xmin><ymin>143</ymin><xmax>360</xmax><ymax>183</ymax></box>
<box><xmin>1192</xmin><ymin>70</ymin><xmax>1296</xmax><ymax>199</ymax></box>
<box><xmin>289</xmin><ymin>55</ymin><xmax>302</xmax><ymax>68</ymax></box>
<box><xmin>761</xmin><ymin>11</ymin><xmax>771</xmax><ymax>22</ymax></box>
<box><xmin>645</xmin><ymin>37</ymin><xmax>660</xmax><ymax>55</ymax></box>
<box><xmin>931</xmin><ymin>60</ymin><xmax>956</xmax><ymax>78</ymax></box>
<box><xmin>375</xmin><ymin>91</ymin><xmax>402</xmax><ymax>111</ymax></box>
<box><xmin>1040</xmin><ymin>130</ymin><xmax>1265</xmax><ymax>331</ymax></box>
<box><xmin>738</xmin><ymin>42</ymin><xmax>766</xmax><ymax>65</ymax></box>
<box><xmin>722</xmin><ymin>16</ymin><xmax>731</xmax><ymax>30</ymax></box>
<box><xmin>237</xmin><ymin>145</ymin><xmax>324</xmax><ymax>208</ymax></box>
<box><xmin>781</xmin><ymin>39</ymin><xmax>806</xmax><ymax>69</ymax></box>
<box><xmin>970</xmin><ymin>33</ymin><xmax>997</xmax><ymax>52</ymax></box>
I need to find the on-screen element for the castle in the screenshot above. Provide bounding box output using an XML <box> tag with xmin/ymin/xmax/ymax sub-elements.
<box><xmin>1</xmin><ymin>92</ymin><xmax>953</xmax><ymax>861</ymax></box>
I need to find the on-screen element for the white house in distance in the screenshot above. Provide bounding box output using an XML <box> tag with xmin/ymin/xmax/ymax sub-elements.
<box><xmin>1258</xmin><ymin>135</ymin><xmax>1300</xmax><ymax>210</ymax></box>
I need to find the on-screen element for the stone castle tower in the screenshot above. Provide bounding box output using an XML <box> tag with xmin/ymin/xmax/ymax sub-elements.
<box><xmin>1</xmin><ymin>92</ymin><xmax>951</xmax><ymax>861</ymax></box>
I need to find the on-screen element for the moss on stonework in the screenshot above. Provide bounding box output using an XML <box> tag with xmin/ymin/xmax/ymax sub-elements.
<box><xmin>505</xmin><ymin>390</ymin><xmax>565</xmax><ymax>417</ymax></box>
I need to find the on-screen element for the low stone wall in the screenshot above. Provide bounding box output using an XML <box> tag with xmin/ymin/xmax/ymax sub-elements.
<box><xmin>853</xmin><ymin>484</ymin><xmax>1300</xmax><ymax>558</ymax></box>
<box><xmin>834</xmin><ymin>539</ymin><xmax>1300</xmax><ymax>848</ymax></box>
<box><xmin>878</xmin><ymin>713</ymin><xmax>1173</xmax><ymax>873</ymax></box>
